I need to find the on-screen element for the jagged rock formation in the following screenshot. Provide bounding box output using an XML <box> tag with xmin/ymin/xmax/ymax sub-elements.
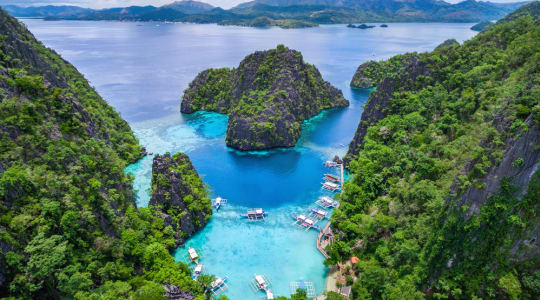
<box><xmin>150</xmin><ymin>153</ymin><xmax>212</xmax><ymax>246</ymax></box>
<box><xmin>181</xmin><ymin>45</ymin><xmax>348</xmax><ymax>150</ymax></box>
<box><xmin>163</xmin><ymin>285</ymin><xmax>194</xmax><ymax>300</ymax></box>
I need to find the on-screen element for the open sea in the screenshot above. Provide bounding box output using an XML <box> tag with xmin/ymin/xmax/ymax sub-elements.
<box><xmin>22</xmin><ymin>19</ymin><xmax>476</xmax><ymax>299</ymax></box>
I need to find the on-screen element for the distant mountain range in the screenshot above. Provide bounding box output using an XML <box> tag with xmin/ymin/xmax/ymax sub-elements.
<box><xmin>2</xmin><ymin>0</ymin><xmax>530</xmax><ymax>28</ymax></box>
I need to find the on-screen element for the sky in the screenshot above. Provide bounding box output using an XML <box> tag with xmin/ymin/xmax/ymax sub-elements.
<box><xmin>0</xmin><ymin>0</ymin><xmax>526</xmax><ymax>10</ymax></box>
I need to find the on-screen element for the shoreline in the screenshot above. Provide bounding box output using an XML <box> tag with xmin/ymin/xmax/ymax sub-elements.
<box><xmin>325</xmin><ymin>266</ymin><xmax>340</xmax><ymax>294</ymax></box>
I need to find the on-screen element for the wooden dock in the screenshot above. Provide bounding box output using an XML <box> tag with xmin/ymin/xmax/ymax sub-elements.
<box><xmin>316</xmin><ymin>163</ymin><xmax>343</xmax><ymax>259</ymax></box>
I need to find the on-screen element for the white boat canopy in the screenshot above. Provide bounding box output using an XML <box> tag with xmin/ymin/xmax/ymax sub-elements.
<box><xmin>188</xmin><ymin>248</ymin><xmax>198</xmax><ymax>259</ymax></box>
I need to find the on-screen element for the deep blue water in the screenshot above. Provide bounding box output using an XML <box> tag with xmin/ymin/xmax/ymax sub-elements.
<box><xmin>23</xmin><ymin>19</ymin><xmax>476</xmax><ymax>299</ymax></box>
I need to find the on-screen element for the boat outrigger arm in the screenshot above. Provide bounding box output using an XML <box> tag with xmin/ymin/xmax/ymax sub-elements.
<box><xmin>292</xmin><ymin>215</ymin><xmax>322</xmax><ymax>232</ymax></box>
<box><xmin>209</xmin><ymin>276</ymin><xmax>229</xmax><ymax>295</ymax></box>
<box><xmin>250</xmin><ymin>274</ymin><xmax>273</xmax><ymax>293</ymax></box>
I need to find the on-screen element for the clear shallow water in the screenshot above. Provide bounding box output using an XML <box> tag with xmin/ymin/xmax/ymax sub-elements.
<box><xmin>23</xmin><ymin>19</ymin><xmax>477</xmax><ymax>299</ymax></box>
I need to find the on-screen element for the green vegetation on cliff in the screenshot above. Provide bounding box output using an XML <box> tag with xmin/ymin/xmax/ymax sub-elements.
<box><xmin>471</xmin><ymin>21</ymin><xmax>493</xmax><ymax>31</ymax></box>
<box><xmin>350</xmin><ymin>53</ymin><xmax>420</xmax><ymax>88</ymax></box>
<box><xmin>331</xmin><ymin>2</ymin><xmax>540</xmax><ymax>299</ymax></box>
<box><xmin>150</xmin><ymin>153</ymin><xmax>212</xmax><ymax>246</ymax></box>
<box><xmin>181</xmin><ymin>45</ymin><xmax>348</xmax><ymax>151</ymax></box>
<box><xmin>0</xmin><ymin>9</ymin><xmax>213</xmax><ymax>299</ymax></box>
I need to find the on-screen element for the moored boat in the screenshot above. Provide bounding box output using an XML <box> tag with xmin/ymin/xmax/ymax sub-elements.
<box><xmin>324</xmin><ymin>173</ymin><xmax>340</xmax><ymax>182</ymax></box>
<box><xmin>241</xmin><ymin>208</ymin><xmax>268</xmax><ymax>220</ymax></box>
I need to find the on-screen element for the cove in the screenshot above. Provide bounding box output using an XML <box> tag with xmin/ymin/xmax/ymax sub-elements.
<box><xmin>22</xmin><ymin>19</ymin><xmax>477</xmax><ymax>299</ymax></box>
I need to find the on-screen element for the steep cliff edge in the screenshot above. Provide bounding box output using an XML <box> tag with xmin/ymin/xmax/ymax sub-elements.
<box><xmin>181</xmin><ymin>45</ymin><xmax>349</xmax><ymax>150</ymax></box>
<box><xmin>345</xmin><ymin>39</ymin><xmax>462</xmax><ymax>165</ymax></box>
<box><xmin>344</xmin><ymin>56</ymin><xmax>433</xmax><ymax>165</ymax></box>
<box><xmin>331</xmin><ymin>3</ymin><xmax>540</xmax><ymax>298</ymax></box>
<box><xmin>150</xmin><ymin>153</ymin><xmax>212</xmax><ymax>246</ymax></box>
<box><xmin>0</xmin><ymin>9</ymin><xmax>208</xmax><ymax>299</ymax></box>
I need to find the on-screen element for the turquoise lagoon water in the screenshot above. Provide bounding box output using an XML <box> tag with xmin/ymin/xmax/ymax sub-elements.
<box><xmin>23</xmin><ymin>20</ymin><xmax>477</xmax><ymax>299</ymax></box>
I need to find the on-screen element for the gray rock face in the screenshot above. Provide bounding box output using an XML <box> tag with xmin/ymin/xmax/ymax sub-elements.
<box><xmin>452</xmin><ymin>113</ymin><xmax>540</xmax><ymax>262</ymax></box>
<box><xmin>163</xmin><ymin>285</ymin><xmax>194</xmax><ymax>300</ymax></box>
<box><xmin>150</xmin><ymin>153</ymin><xmax>211</xmax><ymax>246</ymax></box>
<box><xmin>457</xmin><ymin>119</ymin><xmax>539</xmax><ymax>216</ymax></box>
<box><xmin>181</xmin><ymin>46</ymin><xmax>349</xmax><ymax>150</ymax></box>
<box><xmin>0</xmin><ymin>12</ymin><xmax>67</xmax><ymax>89</ymax></box>
<box><xmin>344</xmin><ymin>57</ymin><xmax>432</xmax><ymax>165</ymax></box>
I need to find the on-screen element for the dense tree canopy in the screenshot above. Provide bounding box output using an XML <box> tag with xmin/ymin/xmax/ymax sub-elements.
<box><xmin>0</xmin><ymin>8</ymin><xmax>212</xmax><ymax>299</ymax></box>
<box><xmin>331</xmin><ymin>2</ymin><xmax>540</xmax><ymax>299</ymax></box>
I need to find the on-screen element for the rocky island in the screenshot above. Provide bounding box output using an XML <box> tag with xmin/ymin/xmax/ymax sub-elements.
<box><xmin>347</xmin><ymin>23</ymin><xmax>376</xmax><ymax>29</ymax></box>
<box><xmin>181</xmin><ymin>45</ymin><xmax>349</xmax><ymax>150</ymax></box>
<box><xmin>150</xmin><ymin>153</ymin><xmax>212</xmax><ymax>246</ymax></box>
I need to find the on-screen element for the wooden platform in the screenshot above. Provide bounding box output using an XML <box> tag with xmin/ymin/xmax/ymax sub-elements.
<box><xmin>317</xmin><ymin>163</ymin><xmax>344</xmax><ymax>258</ymax></box>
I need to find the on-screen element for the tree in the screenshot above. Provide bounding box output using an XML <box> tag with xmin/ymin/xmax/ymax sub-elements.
<box><xmin>24</xmin><ymin>233</ymin><xmax>68</xmax><ymax>292</ymax></box>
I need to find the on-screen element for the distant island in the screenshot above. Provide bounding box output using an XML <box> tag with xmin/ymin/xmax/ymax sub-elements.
<box><xmin>3</xmin><ymin>0</ymin><xmax>528</xmax><ymax>29</ymax></box>
<box><xmin>181</xmin><ymin>45</ymin><xmax>348</xmax><ymax>150</ymax></box>
<box><xmin>347</xmin><ymin>24</ymin><xmax>376</xmax><ymax>29</ymax></box>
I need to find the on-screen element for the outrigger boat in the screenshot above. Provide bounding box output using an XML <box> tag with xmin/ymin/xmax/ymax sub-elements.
<box><xmin>241</xmin><ymin>208</ymin><xmax>268</xmax><ymax>221</ymax></box>
<box><xmin>292</xmin><ymin>215</ymin><xmax>322</xmax><ymax>231</ymax></box>
<box><xmin>183</xmin><ymin>247</ymin><xmax>202</xmax><ymax>264</ymax></box>
<box><xmin>250</xmin><ymin>274</ymin><xmax>273</xmax><ymax>295</ymax></box>
<box><xmin>209</xmin><ymin>276</ymin><xmax>229</xmax><ymax>296</ymax></box>
<box><xmin>192</xmin><ymin>264</ymin><xmax>203</xmax><ymax>280</ymax></box>
<box><xmin>315</xmin><ymin>196</ymin><xmax>338</xmax><ymax>208</ymax></box>
<box><xmin>292</xmin><ymin>214</ymin><xmax>306</xmax><ymax>225</ymax></box>
<box><xmin>302</xmin><ymin>218</ymin><xmax>322</xmax><ymax>231</ymax></box>
<box><xmin>324</xmin><ymin>160</ymin><xmax>338</xmax><ymax>168</ymax></box>
<box><xmin>310</xmin><ymin>207</ymin><xmax>329</xmax><ymax>219</ymax></box>
<box><xmin>324</xmin><ymin>173</ymin><xmax>340</xmax><ymax>182</ymax></box>
<box><xmin>212</xmin><ymin>196</ymin><xmax>227</xmax><ymax>211</ymax></box>
<box><xmin>321</xmin><ymin>181</ymin><xmax>340</xmax><ymax>192</ymax></box>
<box><xmin>289</xmin><ymin>279</ymin><xmax>316</xmax><ymax>298</ymax></box>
